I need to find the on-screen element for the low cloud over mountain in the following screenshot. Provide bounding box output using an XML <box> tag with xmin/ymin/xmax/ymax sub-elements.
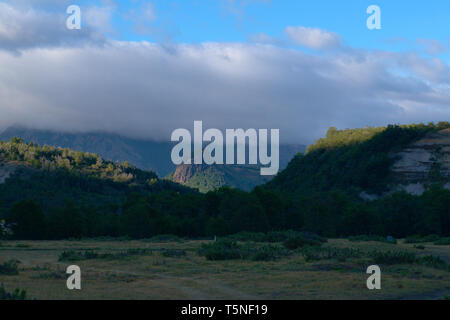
<box><xmin>0</xmin><ymin>0</ymin><xmax>449</xmax><ymax>144</ymax></box>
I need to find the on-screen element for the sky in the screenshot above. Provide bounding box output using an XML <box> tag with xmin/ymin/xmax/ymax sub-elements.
<box><xmin>0</xmin><ymin>0</ymin><xmax>449</xmax><ymax>144</ymax></box>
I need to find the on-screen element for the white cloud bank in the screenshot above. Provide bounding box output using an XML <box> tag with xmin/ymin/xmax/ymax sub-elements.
<box><xmin>0</xmin><ymin>41</ymin><xmax>449</xmax><ymax>144</ymax></box>
<box><xmin>0</xmin><ymin>1</ymin><xmax>449</xmax><ymax>144</ymax></box>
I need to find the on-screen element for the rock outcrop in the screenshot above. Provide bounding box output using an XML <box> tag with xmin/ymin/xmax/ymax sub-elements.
<box><xmin>171</xmin><ymin>163</ymin><xmax>211</xmax><ymax>184</ymax></box>
<box><xmin>391</xmin><ymin>128</ymin><xmax>450</xmax><ymax>183</ymax></box>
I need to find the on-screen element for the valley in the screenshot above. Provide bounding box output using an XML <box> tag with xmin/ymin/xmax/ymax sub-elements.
<box><xmin>0</xmin><ymin>238</ymin><xmax>448</xmax><ymax>300</ymax></box>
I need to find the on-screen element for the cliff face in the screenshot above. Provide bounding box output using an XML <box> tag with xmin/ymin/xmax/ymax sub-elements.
<box><xmin>171</xmin><ymin>163</ymin><xmax>210</xmax><ymax>184</ymax></box>
<box><xmin>169</xmin><ymin>144</ymin><xmax>305</xmax><ymax>192</ymax></box>
<box><xmin>391</xmin><ymin>128</ymin><xmax>450</xmax><ymax>183</ymax></box>
<box><xmin>169</xmin><ymin>163</ymin><xmax>269</xmax><ymax>193</ymax></box>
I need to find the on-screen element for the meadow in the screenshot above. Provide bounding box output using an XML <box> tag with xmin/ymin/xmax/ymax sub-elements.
<box><xmin>0</xmin><ymin>237</ymin><xmax>449</xmax><ymax>300</ymax></box>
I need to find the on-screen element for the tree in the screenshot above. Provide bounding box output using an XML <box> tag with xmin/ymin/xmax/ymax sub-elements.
<box><xmin>7</xmin><ymin>200</ymin><xmax>46</xmax><ymax>240</ymax></box>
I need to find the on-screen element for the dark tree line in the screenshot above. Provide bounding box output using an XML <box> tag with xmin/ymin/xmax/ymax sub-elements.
<box><xmin>1</xmin><ymin>122</ymin><xmax>449</xmax><ymax>240</ymax></box>
<box><xmin>2</xmin><ymin>185</ymin><xmax>449</xmax><ymax>240</ymax></box>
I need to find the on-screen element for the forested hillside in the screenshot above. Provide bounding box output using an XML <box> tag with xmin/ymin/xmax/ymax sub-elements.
<box><xmin>0</xmin><ymin>127</ymin><xmax>176</xmax><ymax>176</ymax></box>
<box><xmin>1</xmin><ymin>123</ymin><xmax>449</xmax><ymax>240</ymax></box>
<box><xmin>267</xmin><ymin>122</ymin><xmax>450</xmax><ymax>195</ymax></box>
<box><xmin>0</xmin><ymin>138</ymin><xmax>190</xmax><ymax>239</ymax></box>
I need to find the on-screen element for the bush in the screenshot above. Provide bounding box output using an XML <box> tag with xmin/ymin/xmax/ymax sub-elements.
<box><xmin>161</xmin><ymin>249</ymin><xmax>186</xmax><ymax>257</ymax></box>
<box><xmin>0</xmin><ymin>259</ymin><xmax>20</xmax><ymax>275</ymax></box>
<box><xmin>227</xmin><ymin>232</ymin><xmax>267</xmax><ymax>242</ymax></box>
<box><xmin>300</xmin><ymin>246</ymin><xmax>362</xmax><ymax>262</ymax></box>
<box><xmin>404</xmin><ymin>234</ymin><xmax>440</xmax><ymax>244</ymax></box>
<box><xmin>434</xmin><ymin>237</ymin><xmax>450</xmax><ymax>245</ymax></box>
<box><xmin>59</xmin><ymin>250</ymin><xmax>95</xmax><ymax>261</ymax></box>
<box><xmin>242</xmin><ymin>244</ymin><xmax>289</xmax><ymax>261</ymax></box>
<box><xmin>348</xmin><ymin>235</ymin><xmax>396</xmax><ymax>244</ymax></box>
<box><xmin>147</xmin><ymin>234</ymin><xmax>182</xmax><ymax>242</ymax></box>
<box><xmin>59</xmin><ymin>248</ymin><xmax>153</xmax><ymax>261</ymax></box>
<box><xmin>198</xmin><ymin>240</ymin><xmax>289</xmax><ymax>261</ymax></box>
<box><xmin>283</xmin><ymin>235</ymin><xmax>324</xmax><ymax>250</ymax></box>
<box><xmin>416</xmin><ymin>255</ymin><xmax>449</xmax><ymax>270</ymax></box>
<box><xmin>227</xmin><ymin>231</ymin><xmax>327</xmax><ymax>244</ymax></box>
<box><xmin>0</xmin><ymin>285</ymin><xmax>27</xmax><ymax>300</ymax></box>
<box><xmin>369</xmin><ymin>250</ymin><xmax>416</xmax><ymax>265</ymax></box>
<box><xmin>198</xmin><ymin>239</ymin><xmax>241</xmax><ymax>261</ymax></box>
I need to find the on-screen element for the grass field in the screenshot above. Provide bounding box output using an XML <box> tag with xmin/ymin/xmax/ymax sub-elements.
<box><xmin>0</xmin><ymin>238</ymin><xmax>449</xmax><ymax>300</ymax></box>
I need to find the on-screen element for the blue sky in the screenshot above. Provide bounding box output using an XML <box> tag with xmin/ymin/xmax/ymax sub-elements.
<box><xmin>0</xmin><ymin>0</ymin><xmax>449</xmax><ymax>143</ymax></box>
<box><xmin>82</xmin><ymin>0</ymin><xmax>450</xmax><ymax>60</ymax></box>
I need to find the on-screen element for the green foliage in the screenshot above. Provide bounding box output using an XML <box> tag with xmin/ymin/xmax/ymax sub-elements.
<box><xmin>0</xmin><ymin>220</ymin><xmax>13</xmax><ymax>239</ymax></box>
<box><xmin>198</xmin><ymin>239</ymin><xmax>288</xmax><ymax>261</ymax></box>
<box><xmin>161</xmin><ymin>249</ymin><xmax>186</xmax><ymax>258</ymax></box>
<box><xmin>0</xmin><ymin>259</ymin><xmax>20</xmax><ymax>275</ymax></box>
<box><xmin>268</xmin><ymin>123</ymin><xmax>449</xmax><ymax>194</ymax></box>
<box><xmin>58</xmin><ymin>248</ymin><xmax>154</xmax><ymax>261</ymax></box>
<box><xmin>404</xmin><ymin>234</ymin><xmax>440</xmax><ymax>244</ymax></box>
<box><xmin>172</xmin><ymin>164</ymin><xmax>271</xmax><ymax>193</ymax></box>
<box><xmin>184</xmin><ymin>166</ymin><xmax>227</xmax><ymax>193</ymax></box>
<box><xmin>58</xmin><ymin>250</ymin><xmax>100</xmax><ymax>261</ymax></box>
<box><xmin>369</xmin><ymin>250</ymin><xmax>416</xmax><ymax>265</ymax></box>
<box><xmin>416</xmin><ymin>255</ymin><xmax>449</xmax><ymax>270</ymax></box>
<box><xmin>145</xmin><ymin>234</ymin><xmax>182</xmax><ymax>242</ymax></box>
<box><xmin>348</xmin><ymin>235</ymin><xmax>397</xmax><ymax>244</ymax></box>
<box><xmin>0</xmin><ymin>138</ymin><xmax>158</xmax><ymax>184</ymax></box>
<box><xmin>434</xmin><ymin>237</ymin><xmax>450</xmax><ymax>245</ymax></box>
<box><xmin>244</xmin><ymin>244</ymin><xmax>289</xmax><ymax>261</ymax></box>
<box><xmin>0</xmin><ymin>123</ymin><xmax>449</xmax><ymax>241</ymax></box>
<box><xmin>283</xmin><ymin>235</ymin><xmax>324</xmax><ymax>250</ymax></box>
<box><xmin>300</xmin><ymin>246</ymin><xmax>362</xmax><ymax>262</ymax></box>
<box><xmin>0</xmin><ymin>285</ymin><xmax>27</xmax><ymax>300</ymax></box>
<box><xmin>198</xmin><ymin>239</ymin><xmax>242</xmax><ymax>261</ymax></box>
<box><xmin>6</xmin><ymin>200</ymin><xmax>45</xmax><ymax>240</ymax></box>
<box><xmin>227</xmin><ymin>230</ymin><xmax>326</xmax><ymax>244</ymax></box>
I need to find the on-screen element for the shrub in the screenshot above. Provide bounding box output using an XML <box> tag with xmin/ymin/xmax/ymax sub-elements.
<box><xmin>198</xmin><ymin>240</ymin><xmax>289</xmax><ymax>261</ymax></box>
<box><xmin>369</xmin><ymin>250</ymin><xmax>416</xmax><ymax>265</ymax></box>
<box><xmin>348</xmin><ymin>235</ymin><xmax>396</xmax><ymax>244</ymax></box>
<box><xmin>0</xmin><ymin>259</ymin><xmax>20</xmax><ymax>275</ymax></box>
<box><xmin>227</xmin><ymin>231</ymin><xmax>327</xmax><ymax>244</ymax></box>
<box><xmin>0</xmin><ymin>285</ymin><xmax>27</xmax><ymax>300</ymax></box>
<box><xmin>59</xmin><ymin>248</ymin><xmax>153</xmax><ymax>261</ymax></box>
<box><xmin>147</xmin><ymin>234</ymin><xmax>182</xmax><ymax>242</ymax></box>
<box><xmin>15</xmin><ymin>243</ymin><xmax>31</xmax><ymax>248</ymax></box>
<box><xmin>59</xmin><ymin>250</ymin><xmax>94</xmax><ymax>261</ymax></box>
<box><xmin>227</xmin><ymin>232</ymin><xmax>267</xmax><ymax>242</ymax></box>
<box><xmin>434</xmin><ymin>237</ymin><xmax>450</xmax><ymax>245</ymax></box>
<box><xmin>242</xmin><ymin>244</ymin><xmax>289</xmax><ymax>261</ymax></box>
<box><xmin>300</xmin><ymin>246</ymin><xmax>362</xmax><ymax>262</ymax></box>
<box><xmin>198</xmin><ymin>240</ymin><xmax>241</xmax><ymax>261</ymax></box>
<box><xmin>283</xmin><ymin>235</ymin><xmax>324</xmax><ymax>250</ymax></box>
<box><xmin>123</xmin><ymin>248</ymin><xmax>153</xmax><ymax>256</ymax></box>
<box><xmin>416</xmin><ymin>255</ymin><xmax>449</xmax><ymax>271</ymax></box>
<box><xmin>414</xmin><ymin>245</ymin><xmax>425</xmax><ymax>250</ymax></box>
<box><xmin>161</xmin><ymin>249</ymin><xmax>186</xmax><ymax>257</ymax></box>
<box><xmin>404</xmin><ymin>234</ymin><xmax>440</xmax><ymax>244</ymax></box>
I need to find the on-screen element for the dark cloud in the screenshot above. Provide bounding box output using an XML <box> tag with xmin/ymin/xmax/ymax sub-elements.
<box><xmin>0</xmin><ymin>1</ymin><xmax>448</xmax><ymax>145</ymax></box>
<box><xmin>0</xmin><ymin>42</ymin><xmax>449</xmax><ymax>144</ymax></box>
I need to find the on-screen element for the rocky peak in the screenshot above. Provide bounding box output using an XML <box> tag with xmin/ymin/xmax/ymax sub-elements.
<box><xmin>391</xmin><ymin>128</ymin><xmax>450</xmax><ymax>183</ymax></box>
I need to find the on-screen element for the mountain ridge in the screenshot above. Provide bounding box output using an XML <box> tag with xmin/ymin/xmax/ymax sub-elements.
<box><xmin>1</xmin><ymin>126</ymin><xmax>305</xmax><ymax>192</ymax></box>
